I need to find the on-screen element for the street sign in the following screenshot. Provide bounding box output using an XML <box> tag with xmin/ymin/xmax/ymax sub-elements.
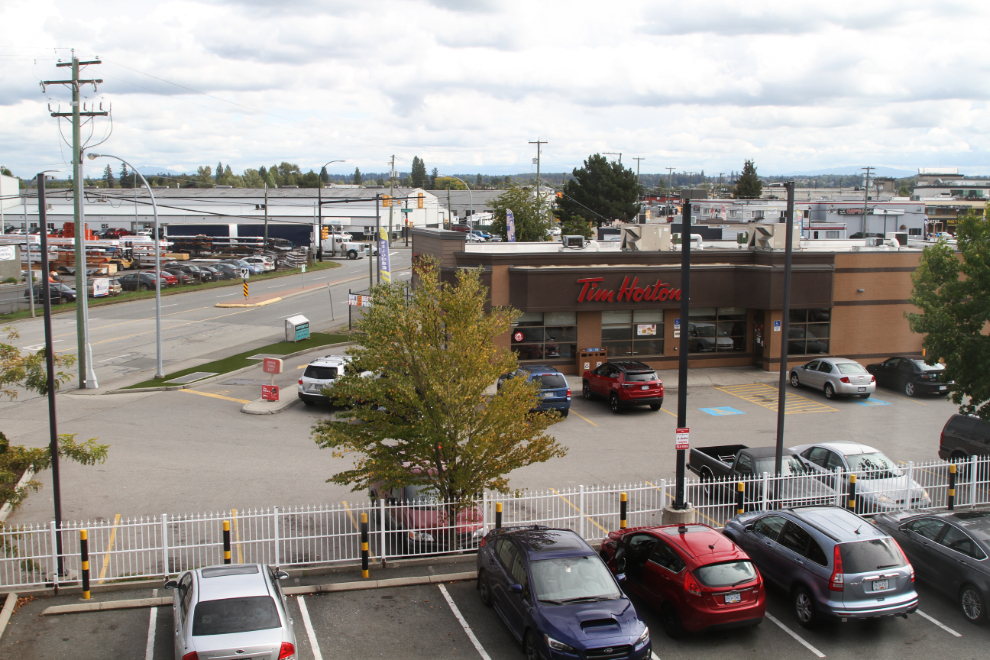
<box><xmin>675</xmin><ymin>428</ymin><xmax>689</xmax><ymax>451</ymax></box>
<box><xmin>773</xmin><ymin>320</ymin><xmax>781</xmax><ymax>332</ymax></box>
<box><xmin>262</xmin><ymin>385</ymin><xmax>279</xmax><ymax>401</ymax></box>
<box><xmin>262</xmin><ymin>358</ymin><xmax>283</xmax><ymax>375</ymax></box>
<box><xmin>240</xmin><ymin>268</ymin><xmax>250</xmax><ymax>279</ymax></box>
<box><xmin>348</xmin><ymin>293</ymin><xmax>372</xmax><ymax>307</ymax></box>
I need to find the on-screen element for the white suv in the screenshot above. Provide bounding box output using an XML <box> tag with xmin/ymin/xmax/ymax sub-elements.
<box><xmin>244</xmin><ymin>256</ymin><xmax>275</xmax><ymax>272</ymax></box>
<box><xmin>298</xmin><ymin>355</ymin><xmax>353</xmax><ymax>406</ymax></box>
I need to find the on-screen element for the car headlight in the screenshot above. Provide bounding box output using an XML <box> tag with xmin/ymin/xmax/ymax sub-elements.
<box><xmin>635</xmin><ymin>627</ymin><xmax>650</xmax><ymax>648</ymax></box>
<box><xmin>472</xmin><ymin>527</ymin><xmax>487</xmax><ymax>539</ymax></box>
<box><xmin>544</xmin><ymin>635</ymin><xmax>576</xmax><ymax>653</ymax></box>
<box><xmin>408</xmin><ymin>531</ymin><xmax>435</xmax><ymax>542</ymax></box>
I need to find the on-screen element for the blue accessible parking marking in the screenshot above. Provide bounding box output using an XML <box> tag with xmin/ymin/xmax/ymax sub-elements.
<box><xmin>856</xmin><ymin>398</ymin><xmax>892</xmax><ymax>407</ymax></box>
<box><xmin>700</xmin><ymin>406</ymin><xmax>745</xmax><ymax>416</ymax></box>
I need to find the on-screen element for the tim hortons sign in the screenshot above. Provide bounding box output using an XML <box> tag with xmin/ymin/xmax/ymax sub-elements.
<box><xmin>576</xmin><ymin>277</ymin><xmax>682</xmax><ymax>304</ymax></box>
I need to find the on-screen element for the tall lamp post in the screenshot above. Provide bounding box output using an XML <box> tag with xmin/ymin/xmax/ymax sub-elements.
<box><xmin>769</xmin><ymin>181</ymin><xmax>796</xmax><ymax>479</ymax></box>
<box><xmin>87</xmin><ymin>153</ymin><xmax>164</xmax><ymax>379</ymax></box>
<box><xmin>317</xmin><ymin>159</ymin><xmax>345</xmax><ymax>261</ymax></box>
<box><xmin>442</xmin><ymin>175</ymin><xmax>473</xmax><ymax>229</ymax></box>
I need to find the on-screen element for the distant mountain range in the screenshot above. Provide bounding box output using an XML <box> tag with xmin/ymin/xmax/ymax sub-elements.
<box><xmin>772</xmin><ymin>166</ymin><xmax>916</xmax><ymax>178</ymax></box>
<box><xmin>137</xmin><ymin>166</ymin><xmax>189</xmax><ymax>177</ymax></box>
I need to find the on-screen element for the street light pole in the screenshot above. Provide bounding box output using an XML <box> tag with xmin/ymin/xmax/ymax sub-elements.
<box><xmin>772</xmin><ymin>181</ymin><xmax>796</xmax><ymax>479</ymax></box>
<box><xmin>675</xmin><ymin>199</ymin><xmax>692</xmax><ymax>510</ymax></box>
<box><xmin>87</xmin><ymin>153</ymin><xmax>164</xmax><ymax>378</ymax></box>
<box><xmin>317</xmin><ymin>160</ymin><xmax>345</xmax><ymax>261</ymax></box>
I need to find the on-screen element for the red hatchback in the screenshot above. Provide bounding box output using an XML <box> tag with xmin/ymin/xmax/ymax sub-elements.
<box><xmin>582</xmin><ymin>360</ymin><xmax>664</xmax><ymax>413</ymax></box>
<box><xmin>601</xmin><ymin>524</ymin><xmax>765</xmax><ymax>638</ymax></box>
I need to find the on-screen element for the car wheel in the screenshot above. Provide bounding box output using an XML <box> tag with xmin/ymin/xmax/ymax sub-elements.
<box><xmin>347</xmin><ymin>250</ymin><xmax>358</xmax><ymax>260</ymax></box>
<box><xmin>650</xmin><ymin>403</ymin><xmax>661</xmax><ymax>411</ymax></box>
<box><xmin>560</xmin><ymin>409</ymin><xmax>569</xmax><ymax>418</ymax></box>
<box><xmin>661</xmin><ymin>602</ymin><xmax>685</xmax><ymax>639</ymax></box>
<box><xmin>905</xmin><ymin>381</ymin><xmax>915</xmax><ymax>397</ymax></box>
<box><xmin>478</xmin><ymin>570</ymin><xmax>493</xmax><ymax>607</ymax></box>
<box><xmin>524</xmin><ymin>630</ymin><xmax>540</xmax><ymax>660</ymax></box>
<box><xmin>793</xmin><ymin>585</ymin><xmax>818</xmax><ymax>628</ymax></box>
<box><xmin>960</xmin><ymin>584</ymin><xmax>986</xmax><ymax>623</ymax></box>
<box><xmin>609</xmin><ymin>393</ymin><xmax>621</xmax><ymax>414</ymax></box>
<box><xmin>823</xmin><ymin>383</ymin><xmax>835</xmax><ymax>400</ymax></box>
<box><xmin>583</xmin><ymin>380</ymin><xmax>592</xmax><ymax>400</ymax></box>
<box><xmin>790</xmin><ymin>372</ymin><xmax>800</xmax><ymax>388</ymax></box>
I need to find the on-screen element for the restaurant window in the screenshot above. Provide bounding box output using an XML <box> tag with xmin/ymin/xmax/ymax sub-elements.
<box><xmin>601</xmin><ymin>310</ymin><xmax>664</xmax><ymax>358</ymax></box>
<box><xmin>511</xmin><ymin>312</ymin><xmax>577</xmax><ymax>361</ymax></box>
<box><xmin>788</xmin><ymin>308</ymin><xmax>830</xmax><ymax>355</ymax></box>
<box><xmin>687</xmin><ymin>307</ymin><xmax>746</xmax><ymax>353</ymax></box>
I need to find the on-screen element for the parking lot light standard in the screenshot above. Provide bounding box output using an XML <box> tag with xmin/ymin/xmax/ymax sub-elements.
<box><xmin>86</xmin><ymin>153</ymin><xmax>164</xmax><ymax>379</ymax></box>
<box><xmin>771</xmin><ymin>181</ymin><xmax>796</xmax><ymax>479</ymax></box>
<box><xmin>675</xmin><ymin>197</ymin><xmax>691</xmax><ymax>510</ymax></box>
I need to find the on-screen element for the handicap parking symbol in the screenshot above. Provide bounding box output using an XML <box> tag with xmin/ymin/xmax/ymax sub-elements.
<box><xmin>856</xmin><ymin>398</ymin><xmax>891</xmax><ymax>407</ymax></box>
<box><xmin>700</xmin><ymin>407</ymin><xmax>745</xmax><ymax>417</ymax></box>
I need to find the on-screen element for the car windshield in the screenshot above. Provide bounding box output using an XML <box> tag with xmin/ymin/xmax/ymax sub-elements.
<box><xmin>694</xmin><ymin>561</ymin><xmax>759</xmax><ymax>588</ymax></box>
<box><xmin>755</xmin><ymin>456</ymin><xmax>808</xmax><ymax>476</ymax></box>
<box><xmin>402</xmin><ymin>484</ymin><xmax>442</xmax><ymax>506</ymax></box>
<box><xmin>531</xmin><ymin>374</ymin><xmax>567</xmax><ymax>389</ymax></box>
<box><xmin>836</xmin><ymin>363</ymin><xmax>868</xmax><ymax>374</ymax></box>
<box><xmin>839</xmin><ymin>539</ymin><xmax>904</xmax><ymax>573</ymax></box>
<box><xmin>531</xmin><ymin>555</ymin><xmax>621</xmax><ymax>604</ymax></box>
<box><xmin>625</xmin><ymin>372</ymin><xmax>658</xmax><ymax>382</ymax></box>
<box><xmin>192</xmin><ymin>596</ymin><xmax>280</xmax><ymax>636</ymax></box>
<box><xmin>846</xmin><ymin>451</ymin><xmax>902</xmax><ymax>479</ymax></box>
<box><xmin>304</xmin><ymin>366</ymin><xmax>339</xmax><ymax>380</ymax></box>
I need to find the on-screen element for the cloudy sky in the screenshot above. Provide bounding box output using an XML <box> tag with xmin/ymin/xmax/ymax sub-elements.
<box><xmin>2</xmin><ymin>0</ymin><xmax>988</xmax><ymax>179</ymax></box>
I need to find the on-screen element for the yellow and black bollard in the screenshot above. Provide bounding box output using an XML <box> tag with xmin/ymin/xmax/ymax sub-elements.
<box><xmin>848</xmin><ymin>474</ymin><xmax>857</xmax><ymax>511</ymax></box>
<box><xmin>495</xmin><ymin>502</ymin><xmax>502</xmax><ymax>530</ymax></box>
<box><xmin>80</xmin><ymin>529</ymin><xmax>91</xmax><ymax>600</ymax></box>
<box><xmin>736</xmin><ymin>482</ymin><xmax>745</xmax><ymax>515</ymax></box>
<box><xmin>948</xmin><ymin>464</ymin><xmax>957</xmax><ymax>511</ymax></box>
<box><xmin>223</xmin><ymin>520</ymin><xmax>231</xmax><ymax>564</ymax></box>
<box><xmin>242</xmin><ymin>280</ymin><xmax>249</xmax><ymax>299</ymax></box>
<box><xmin>360</xmin><ymin>512</ymin><xmax>369</xmax><ymax>579</ymax></box>
<box><xmin>620</xmin><ymin>492</ymin><xmax>627</xmax><ymax>530</ymax></box>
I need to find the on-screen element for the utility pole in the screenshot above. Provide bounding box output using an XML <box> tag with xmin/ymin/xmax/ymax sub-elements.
<box><xmin>44</xmin><ymin>52</ymin><xmax>105</xmax><ymax>389</ymax></box>
<box><xmin>633</xmin><ymin>157</ymin><xmax>645</xmax><ymax>188</ymax></box>
<box><xmin>666</xmin><ymin>167</ymin><xmax>676</xmax><ymax>217</ymax></box>
<box><xmin>529</xmin><ymin>139</ymin><xmax>547</xmax><ymax>224</ymax></box>
<box><xmin>263</xmin><ymin>183</ymin><xmax>269</xmax><ymax>252</ymax></box>
<box><xmin>388</xmin><ymin>155</ymin><xmax>395</xmax><ymax>241</ymax></box>
<box><xmin>861</xmin><ymin>166</ymin><xmax>874</xmax><ymax>241</ymax></box>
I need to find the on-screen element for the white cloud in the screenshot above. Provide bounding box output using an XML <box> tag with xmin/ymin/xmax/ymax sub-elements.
<box><xmin>1</xmin><ymin>0</ymin><xmax>989</xmax><ymax>178</ymax></box>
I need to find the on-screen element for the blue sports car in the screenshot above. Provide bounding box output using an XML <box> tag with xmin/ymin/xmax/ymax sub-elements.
<box><xmin>477</xmin><ymin>525</ymin><xmax>651</xmax><ymax>660</ymax></box>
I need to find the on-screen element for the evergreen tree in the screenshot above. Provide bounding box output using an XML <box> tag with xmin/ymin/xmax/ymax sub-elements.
<box><xmin>410</xmin><ymin>156</ymin><xmax>427</xmax><ymax>188</ymax></box>
<box><xmin>259</xmin><ymin>165</ymin><xmax>268</xmax><ymax>180</ymax></box>
<box><xmin>103</xmin><ymin>164</ymin><xmax>116</xmax><ymax>188</ymax></box>
<box><xmin>320</xmin><ymin>166</ymin><xmax>329</xmax><ymax>185</ymax></box>
<box><xmin>265</xmin><ymin>171</ymin><xmax>277</xmax><ymax>188</ymax></box>
<box><xmin>119</xmin><ymin>163</ymin><xmax>131</xmax><ymax>189</ymax></box>
<box><xmin>224</xmin><ymin>165</ymin><xmax>232</xmax><ymax>178</ymax></box>
<box><xmin>216</xmin><ymin>161</ymin><xmax>223</xmax><ymax>182</ymax></box>
<box><xmin>734</xmin><ymin>160</ymin><xmax>763</xmax><ymax>199</ymax></box>
<box><xmin>430</xmin><ymin>167</ymin><xmax>438</xmax><ymax>189</ymax></box>
<box><xmin>376</xmin><ymin>177</ymin><xmax>385</xmax><ymax>186</ymax></box>
<box><xmin>476</xmin><ymin>173</ymin><xmax>483</xmax><ymax>188</ymax></box>
<box><xmin>555</xmin><ymin>154</ymin><xmax>641</xmax><ymax>228</ymax></box>
<box><xmin>353</xmin><ymin>167</ymin><xmax>362</xmax><ymax>185</ymax></box>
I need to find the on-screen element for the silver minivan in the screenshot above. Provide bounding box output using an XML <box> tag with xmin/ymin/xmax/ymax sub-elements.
<box><xmin>724</xmin><ymin>506</ymin><xmax>918</xmax><ymax>627</ymax></box>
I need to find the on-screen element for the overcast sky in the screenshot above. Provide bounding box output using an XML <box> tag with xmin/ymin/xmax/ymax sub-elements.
<box><xmin>2</xmin><ymin>0</ymin><xmax>988</xmax><ymax>179</ymax></box>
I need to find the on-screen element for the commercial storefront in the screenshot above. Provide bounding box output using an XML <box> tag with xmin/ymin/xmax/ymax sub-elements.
<box><xmin>412</xmin><ymin>228</ymin><xmax>926</xmax><ymax>374</ymax></box>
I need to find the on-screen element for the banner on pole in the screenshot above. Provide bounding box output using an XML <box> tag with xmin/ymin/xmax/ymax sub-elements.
<box><xmin>506</xmin><ymin>209</ymin><xmax>516</xmax><ymax>243</ymax></box>
<box><xmin>378</xmin><ymin>227</ymin><xmax>391</xmax><ymax>283</ymax></box>
<box><xmin>348</xmin><ymin>293</ymin><xmax>372</xmax><ymax>307</ymax></box>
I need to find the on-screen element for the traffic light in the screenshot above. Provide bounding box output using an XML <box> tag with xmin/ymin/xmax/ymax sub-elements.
<box><xmin>321</xmin><ymin>227</ymin><xmax>329</xmax><ymax>240</ymax></box>
<box><xmin>382</xmin><ymin>194</ymin><xmax>391</xmax><ymax>207</ymax></box>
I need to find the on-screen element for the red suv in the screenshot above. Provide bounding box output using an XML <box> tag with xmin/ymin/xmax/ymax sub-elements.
<box><xmin>601</xmin><ymin>524</ymin><xmax>765</xmax><ymax>638</ymax></box>
<box><xmin>582</xmin><ymin>360</ymin><xmax>664</xmax><ymax>413</ymax></box>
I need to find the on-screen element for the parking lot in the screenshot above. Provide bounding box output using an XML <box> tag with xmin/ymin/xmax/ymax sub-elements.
<box><xmin>3</xmin><ymin>555</ymin><xmax>989</xmax><ymax>660</ymax></box>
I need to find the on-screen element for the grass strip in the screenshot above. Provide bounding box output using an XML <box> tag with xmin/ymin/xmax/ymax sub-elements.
<box><xmin>0</xmin><ymin>260</ymin><xmax>342</xmax><ymax>323</ymax></box>
<box><xmin>124</xmin><ymin>332</ymin><xmax>353</xmax><ymax>389</ymax></box>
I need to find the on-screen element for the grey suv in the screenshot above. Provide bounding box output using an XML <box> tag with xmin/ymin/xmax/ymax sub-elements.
<box><xmin>939</xmin><ymin>413</ymin><xmax>990</xmax><ymax>463</ymax></box>
<box><xmin>723</xmin><ymin>506</ymin><xmax>918</xmax><ymax>627</ymax></box>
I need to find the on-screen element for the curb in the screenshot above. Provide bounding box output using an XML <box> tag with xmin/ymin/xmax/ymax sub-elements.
<box><xmin>40</xmin><ymin>571</ymin><xmax>477</xmax><ymax>615</ymax></box>
<box><xmin>216</xmin><ymin>297</ymin><xmax>283</xmax><ymax>309</ymax></box>
<box><xmin>104</xmin><ymin>341</ymin><xmax>358</xmax><ymax>394</ymax></box>
<box><xmin>0</xmin><ymin>593</ymin><xmax>16</xmax><ymax>642</ymax></box>
<box><xmin>242</xmin><ymin>397</ymin><xmax>302</xmax><ymax>415</ymax></box>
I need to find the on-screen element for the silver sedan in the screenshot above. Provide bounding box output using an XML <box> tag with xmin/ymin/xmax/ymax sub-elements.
<box><xmin>166</xmin><ymin>563</ymin><xmax>296</xmax><ymax>660</ymax></box>
<box><xmin>789</xmin><ymin>357</ymin><xmax>876</xmax><ymax>399</ymax></box>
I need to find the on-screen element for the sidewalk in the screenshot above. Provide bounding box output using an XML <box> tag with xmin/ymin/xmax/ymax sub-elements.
<box><xmin>560</xmin><ymin>365</ymin><xmax>779</xmax><ymax>392</ymax></box>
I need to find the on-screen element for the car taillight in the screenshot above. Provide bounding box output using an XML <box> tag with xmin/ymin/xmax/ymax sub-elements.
<box><xmin>684</xmin><ymin>572</ymin><xmax>702</xmax><ymax>596</ymax></box>
<box><xmin>870</xmin><ymin>375</ymin><xmax>876</xmax><ymax>383</ymax></box>
<box><xmin>298</xmin><ymin>379</ymin><xmax>303</xmax><ymax>385</ymax></box>
<box><xmin>182</xmin><ymin>653</ymin><xmax>200</xmax><ymax>660</ymax></box>
<box><xmin>278</xmin><ymin>642</ymin><xmax>296</xmax><ymax>659</ymax></box>
<box><xmin>829</xmin><ymin>545</ymin><xmax>844</xmax><ymax>591</ymax></box>
<box><xmin>566</xmin><ymin>388</ymin><xmax>571</xmax><ymax>398</ymax></box>
<box><xmin>840</xmin><ymin>377</ymin><xmax>850</xmax><ymax>383</ymax></box>
<box><xmin>891</xmin><ymin>539</ymin><xmax>914</xmax><ymax>582</ymax></box>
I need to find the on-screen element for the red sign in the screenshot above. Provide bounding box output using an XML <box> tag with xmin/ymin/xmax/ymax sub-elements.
<box><xmin>513</xmin><ymin>331</ymin><xmax>524</xmax><ymax>342</ymax></box>
<box><xmin>675</xmin><ymin>427</ymin><xmax>689</xmax><ymax>451</ymax></box>
<box><xmin>262</xmin><ymin>385</ymin><xmax>279</xmax><ymax>401</ymax></box>
<box><xmin>577</xmin><ymin>277</ymin><xmax>682</xmax><ymax>304</ymax></box>
<box><xmin>262</xmin><ymin>358</ymin><xmax>283</xmax><ymax>374</ymax></box>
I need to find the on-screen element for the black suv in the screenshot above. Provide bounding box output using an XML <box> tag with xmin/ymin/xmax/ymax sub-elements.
<box><xmin>939</xmin><ymin>414</ymin><xmax>990</xmax><ymax>462</ymax></box>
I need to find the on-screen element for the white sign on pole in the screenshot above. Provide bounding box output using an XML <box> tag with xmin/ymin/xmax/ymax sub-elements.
<box><xmin>240</xmin><ymin>268</ymin><xmax>250</xmax><ymax>279</ymax></box>
<box><xmin>675</xmin><ymin>428</ymin><xmax>689</xmax><ymax>451</ymax></box>
<box><xmin>348</xmin><ymin>293</ymin><xmax>372</xmax><ymax>307</ymax></box>
<box><xmin>0</xmin><ymin>246</ymin><xmax>14</xmax><ymax>261</ymax></box>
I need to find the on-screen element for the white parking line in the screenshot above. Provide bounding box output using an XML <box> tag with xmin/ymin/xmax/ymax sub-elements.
<box><xmin>437</xmin><ymin>584</ymin><xmax>492</xmax><ymax>660</ymax></box>
<box><xmin>296</xmin><ymin>596</ymin><xmax>324</xmax><ymax>660</ymax></box>
<box><xmin>161</xmin><ymin>304</ymin><xmax>177</xmax><ymax>308</ymax></box>
<box><xmin>216</xmin><ymin>293</ymin><xmax>238</xmax><ymax>298</ymax></box>
<box><xmin>145</xmin><ymin>588</ymin><xmax>158</xmax><ymax>660</ymax></box>
<box><xmin>765</xmin><ymin>613</ymin><xmax>825</xmax><ymax>658</ymax></box>
<box><xmin>918</xmin><ymin>609</ymin><xmax>962</xmax><ymax>637</ymax></box>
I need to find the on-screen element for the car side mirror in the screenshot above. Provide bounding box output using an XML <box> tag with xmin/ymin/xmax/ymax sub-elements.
<box><xmin>509</xmin><ymin>583</ymin><xmax>524</xmax><ymax>594</ymax></box>
<box><xmin>276</xmin><ymin>571</ymin><xmax>289</xmax><ymax>581</ymax></box>
<box><xmin>616</xmin><ymin>573</ymin><xmax>627</xmax><ymax>584</ymax></box>
<box><xmin>744</xmin><ymin>524</ymin><xmax>754</xmax><ymax>533</ymax></box>
<box><xmin>164</xmin><ymin>579</ymin><xmax>178</xmax><ymax>590</ymax></box>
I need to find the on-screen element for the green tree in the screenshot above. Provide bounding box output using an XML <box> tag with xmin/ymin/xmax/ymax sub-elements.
<box><xmin>311</xmin><ymin>260</ymin><xmax>565</xmax><ymax>514</ymax></box>
<box><xmin>410</xmin><ymin>157</ymin><xmax>427</xmax><ymax>188</ymax></box>
<box><xmin>0</xmin><ymin>167</ymin><xmax>12</xmax><ymax>177</ymax></box>
<box><xmin>265</xmin><ymin>171</ymin><xmax>277</xmax><ymax>189</ymax></box>
<box><xmin>906</xmin><ymin>206</ymin><xmax>990</xmax><ymax>422</ymax></box>
<box><xmin>118</xmin><ymin>163</ymin><xmax>132</xmax><ymax>189</ymax></box>
<box><xmin>734</xmin><ymin>160</ymin><xmax>763</xmax><ymax>199</ymax></box>
<box><xmin>435</xmin><ymin>176</ymin><xmax>467</xmax><ymax>190</ymax></box>
<box><xmin>259</xmin><ymin>165</ymin><xmax>268</xmax><ymax>180</ymax></box>
<box><xmin>898</xmin><ymin>185</ymin><xmax>912</xmax><ymax>197</ymax></box>
<box><xmin>430</xmin><ymin>167</ymin><xmax>438</xmax><ymax>189</ymax></box>
<box><xmin>475</xmin><ymin>173</ymin><xmax>483</xmax><ymax>188</ymax></box>
<box><xmin>353</xmin><ymin>167</ymin><xmax>362</xmax><ymax>185</ymax></box>
<box><xmin>197</xmin><ymin>165</ymin><xmax>213</xmax><ymax>186</ymax></box>
<box><xmin>243</xmin><ymin>169</ymin><xmax>264</xmax><ymax>188</ymax></box>
<box><xmin>300</xmin><ymin>171</ymin><xmax>321</xmax><ymax>188</ymax></box>
<box><xmin>320</xmin><ymin>166</ymin><xmax>329</xmax><ymax>185</ymax></box>
<box><xmin>556</xmin><ymin>154</ymin><xmax>640</xmax><ymax>228</ymax></box>
<box><xmin>489</xmin><ymin>185</ymin><xmax>553</xmax><ymax>242</ymax></box>
<box><xmin>102</xmin><ymin>164</ymin><xmax>116</xmax><ymax>188</ymax></box>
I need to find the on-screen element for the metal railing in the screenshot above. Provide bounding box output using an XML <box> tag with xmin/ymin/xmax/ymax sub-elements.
<box><xmin>1</xmin><ymin>455</ymin><xmax>987</xmax><ymax>590</ymax></box>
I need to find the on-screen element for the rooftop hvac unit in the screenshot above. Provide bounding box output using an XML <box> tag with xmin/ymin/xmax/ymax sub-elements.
<box><xmin>562</xmin><ymin>235</ymin><xmax>586</xmax><ymax>249</ymax></box>
<box><xmin>620</xmin><ymin>224</ymin><xmax>672</xmax><ymax>251</ymax></box>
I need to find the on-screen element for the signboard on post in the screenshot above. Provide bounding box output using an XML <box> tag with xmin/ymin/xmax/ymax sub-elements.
<box><xmin>262</xmin><ymin>358</ymin><xmax>283</xmax><ymax>375</ymax></box>
<box><xmin>240</xmin><ymin>268</ymin><xmax>250</xmax><ymax>279</ymax></box>
<box><xmin>773</xmin><ymin>320</ymin><xmax>781</xmax><ymax>332</ymax></box>
<box><xmin>348</xmin><ymin>293</ymin><xmax>372</xmax><ymax>307</ymax></box>
<box><xmin>506</xmin><ymin>209</ymin><xmax>516</xmax><ymax>243</ymax></box>
<box><xmin>675</xmin><ymin>428</ymin><xmax>690</xmax><ymax>451</ymax></box>
<box><xmin>261</xmin><ymin>385</ymin><xmax>279</xmax><ymax>401</ymax></box>
<box><xmin>0</xmin><ymin>246</ymin><xmax>15</xmax><ymax>261</ymax></box>
<box><xmin>673</xmin><ymin>317</ymin><xmax>681</xmax><ymax>338</ymax></box>
<box><xmin>378</xmin><ymin>227</ymin><xmax>391</xmax><ymax>283</ymax></box>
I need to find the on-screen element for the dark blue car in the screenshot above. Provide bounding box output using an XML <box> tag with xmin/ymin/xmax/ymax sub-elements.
<box><xmin>498</xmin><ymin>365</ymin><xmax>571</xmax><ymax>417</ymax></box>
<box><xmin>477</xmin><ymin>526</ymin><xmax>651</xmax><ymax>660</ymax></box>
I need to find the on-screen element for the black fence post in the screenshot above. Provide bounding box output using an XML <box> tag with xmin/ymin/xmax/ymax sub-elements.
<box><xmin>80</xmin><ymin>529</ymin><xmax>90</xmax><ymax>600</ymax></box>
<box><xmin>948</xmin><ymin>464</ymin><xmax>957</xmax><ymax>511</ymax></box>
<box><xmin>223</xmin><ymin>520</ymin><xmax>231</xmax><ymax>564</ymax></box>
<box><xmin>620</xmin><ymin>492</ymin><xmax>627</xmax><ymax>530</ymax></box>
<box><xmin>495</xmin><ymin>502</ymin><xmax>502</xmax><ymax>530</ymax></box>
<box><xmin>736</xmin><ymin>482</ymin><xmax>745</xmax><ymax>515</ymax></box>
<box><xmin>847</xmin><ymin>474</ymin><xmax>857</xmax><ymax>512</ymax></box>
<box><xmin>360</xmin><ymin>512</ymin><xmax>369</xmax><ymax>579</ymax></box>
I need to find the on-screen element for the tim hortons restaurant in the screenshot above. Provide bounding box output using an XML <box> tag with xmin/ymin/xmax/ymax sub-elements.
<box><xmin>410</xmin><ymin>228</ymin><xmax>928</xmax><ymax>375</ymax></box>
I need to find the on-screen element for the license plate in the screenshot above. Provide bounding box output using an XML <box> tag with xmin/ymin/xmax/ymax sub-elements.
<box><xmin>872</xmin><ymin>579</ymin><xmax>889</xmax><ymax>591</ymax></box>
<box><xmin>858</xmin><ymin>387</ymin><xmax>866</xmax><ymax>392</ymax></box>
<box><xmin>939</xmin><ymin>386</ymin><xmax>946</xmax><ymax>391</ymax></box>
<box><xmin>641</xmin><ymin>385</ymin><xmax>649</xmax><ymax>390</ymax></box>
<box><xmin>725</xmin><ymin>592</ymin><xmax>741</xmax><ymax>604</ymax></box>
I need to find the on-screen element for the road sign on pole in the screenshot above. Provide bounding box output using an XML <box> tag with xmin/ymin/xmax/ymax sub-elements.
<box><xmin>675</xmin><ymin>428</ymin><xmax>689</xmax><ymax>451</ymax></box>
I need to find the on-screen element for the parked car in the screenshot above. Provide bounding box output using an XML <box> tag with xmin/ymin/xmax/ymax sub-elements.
<box><xmin>157</xmin><ymin>271</ymin><xmax>179</xmax><ymax>286</ymax></box>
<box><xmin>165</xmin><ymin>263</ymin><xmax>215</xmax><ymax>283</ymax></box>
<box><xmin>582</xmin><ymin>360</ymin><xmax>664</xmax><ymax>413</ymax></box>
<box><xmin>471</xmin><ymin>230</ymin><xmax>492</xmax><ymax>241</ymax></box>
<box><xmin>866</xmin><ymin>356</ymin><xmax>950</xmax><ymax>397</ymax></box>
<box><xmin>792</xmin><ymin>442</ymin><xmax>932</xmax><ymax>513</ymax></box>
<box><xmin>297</xmin><ymin>355</ymin><xmax>353</xmax><ymax>406</ymax></box>
<box><xmin>165</xmin><ymin>564</ymin><xmax>296</xmax><ymax>660</ymax></box>
<box><xmin>199</xmin><ymin>265</ymin><xmax>221</xmax><ymax>281</ymax></box>
<box><xmin>210</xmin><ymin>263</ymin><xmax>239</xmax><ymax>280</ymax></box>
<box><xmin>873</xmin><ymin>508</ymin><xmax>990</xmax><ymax>623</ymax></box>
<box><xmin>219</xmin><ymin>259</ymin><xmax>264</xmax><ymax>275</ymax></box>
<box><xmin>25</xmin><ymin>282</ymin><xmax>76</xmax><ymax>303</ymax></box>
<box><xmin>244</xmin><ymin>256</ymin><xmax>275</xmax><ymax>272</ymax></box>
<box><xmin>117</xmin><ymin>272</ymin><xmax>161</xmax><ymax>292</ymax></box>
<box><xmin>476</xmin><ymin>526</ymin><xmax>652</xmax><ymax>659</ymax></box>
<box><xmin>689</xmin><ymin>444</ymin><xmax>835</xmax><ymax>505</ymax></box>
<box><xmin>600</xmin><ymin>523</ymin><xmax>765</xmax><ymax>637</ymax></box>
<box><xmin>939</xmin><ymin>414</ymin><xmax>990</xmax><ymax>463</ymax></box>
<box><xmin>465</xmin><ymin>233</ymin><xmax>485</xmax><ymax>243</ymax></box>
<box><xmin>497</xmin><ymin>365</ymin><xmax>571</xmax><ymax>417</ymax></box>
<box><xmin>162</xmin><ymin>264</ymin><xmax>198</xmax><ymax>285</ymax></box>
<box><xmin>723</xmin><ymin>506</ymin><xmax>918</xmax><ymax>627</ymax></box>
<box><xmin>789</xmin><ymin>357</ymin><xmax>876</xmax><ymax>400</ymax></box>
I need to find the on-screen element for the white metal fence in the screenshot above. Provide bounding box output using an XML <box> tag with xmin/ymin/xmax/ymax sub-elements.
<box><xmin>2</xmin><ymin>456</ymin><xmax>987</xmax><ymax>591</ymax></box>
